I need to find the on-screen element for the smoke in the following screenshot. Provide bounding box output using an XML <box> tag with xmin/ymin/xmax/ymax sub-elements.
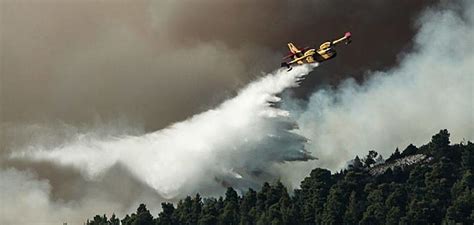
<box><xmin>0</xmin><ymin>168</ymin><xmax>117</xmax><ymax>225</ymax></box>
<box><xmin>10</xmin><ymin>65</ymin><xmax>315</xmax><ymax>199</ymax></box>
<box><xmin>277</xmin><ymin>0</ymin><xmax>474</xmax><ymax>183</ymax></box>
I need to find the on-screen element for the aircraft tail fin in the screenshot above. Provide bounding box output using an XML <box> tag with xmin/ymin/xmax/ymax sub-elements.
<box><xmin>287</xmin><ymin>43</ymin><xmax>300</xmax><ymax>54</ymax></box>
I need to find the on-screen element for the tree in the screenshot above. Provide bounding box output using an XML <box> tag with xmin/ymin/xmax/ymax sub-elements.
<box><xmin>384</xmin><ymin>184</ymin><xmax>407</xmax><ymax>224</ymax></box>
<box><xmin>427</xmin><ymin>129</ymin><xmax>451</xmax><ymax>158</ymax></box>
<box><xmin>384</xmin><ymin>184</ymin><xmax>407</xmax><ymax>213</ymax></box>
<box><xmin>220</xmin><ymin>187</ymin><xmax>240</xmax><ymax>225</ymax></box>
<box><xmin>343</xmin><ymin>191</ymin><xmax>359</xmax><ymax>225</ymax></box>
<box><xmin>364</xmin><ymin>151</ymin><xmax>378</xmax><ymax>168</ymax></box>
<box><xmin>267</xmin><ymin>182</ymin><xmax>292</xmax><ymax>225</ymax></box>
<box><xmin>267</xmin><ymin>181</ymin><xmax>285</xmax><ymax>207</ymax></box>
<box><xmin>401</xmin><ymin>144</ymin><xmax>418</xmax><ymax>157</ymax></box>
<box><xmin>190</xmin><ymin>194</ymin><xmax>203</xmax><ymax>224</ymax></box>
<box><xmin>405</xmin><ymin>197</ymin><xmax>431</xmax><ymax>224</ymax></box>
<box><xmin>445</xmin><ymin>170</ymin><xmax>474</xmax><ymax>224</ymax></box>
<box><xmin>132</xmin><ymin>204</ymin><xmax>154</xmax><ymax>225</ymax></box>
<box><xmin>407</xmin><ymin>164</ymin><xmax>430</xmax><ymax>193</ymax></box>
<box><xmin>360</xmin><ymin>187</ymin><xmax>386</xmax><ymax>225</ymax></box>
<box><xmin>349</xmin><ymin>156</ymin><xmax>363</xmax><ymax>171</ymax></box>
<box><xmin>451</xmin><ymin>170</ymin><xmax>473</xmax><ymax>199</ymax></box>
<box><xmin>268</xmin><ymin>204</ymin><xmax>282</xmax><ymax>225</ymax></box>
<box><xmin>121</xmin><ymin>214</ymin><xmax>134</xmax><ymax>225</ymax></box>
<box><xmin>445</xmin><ymin>188</ymin><xmax>474</xmax><ymax>224</ymax></box>
<box><xmin>109</xmin><ymin>214</ymin><xmax>120</xmax><ymax>225</ymax></box>
<box><xmin>423</xmin><ymin>158</ymin><xmax>458</xmax><ymax>223</ymax></box>
<box><xmin>156</xmin><ymin>203</ymin><xmax>175</xmax><ymax>225</ymax></box>
<box><xmin>175</xmin><ymin>197</ymin><xmax>193</xmax><ymax>225</ymax></box>
<box><xmin>461</xmin><ymin>142</ymin><xmax>474</xmax><ymax>170</ymax></box>
<box><xmin>88</xmin><ymin>215</ymin><xmax>108</xmax><ymax>225</ymax></box>
<box><xmin>240</xmin><ymin>189</ymin><xmax>257</xmax><ymax>225</ymax></box>
<box><xmin>321</xmin><ymin>184</ymin><xmax>345</xmax><ymax>225</ymax></box>
<box><xmin>385</xmin><ymin>207</ymin><xmax>401</xmax><ymax>225</ymax></box>
<box><xmin>257</xmin><ymin>183</ymin><xmax>271</xmax><ymax>212</ymax></box>
<box><xmin>431</xmin><ymin>129</ymin><xmax>450</xmax><ymax>149</ymax></box>
<box><xmin>198</xmin><ymin>198</ymin><xmax>219</xmax><ymax>225</ymax></box>
<box><xmin>256</xmin><ymin>213</ymin><xmax>269</xmax><ymax>225</ymax></box>
<box><xmin>387</xmin><ymin>148</ymin><xmax>401</xmax><ymax>162</ymax></box>
<box><xmin>297</xmin><ymin>168</ymin><xmax>333</xmax><ymax>225</ymax></box>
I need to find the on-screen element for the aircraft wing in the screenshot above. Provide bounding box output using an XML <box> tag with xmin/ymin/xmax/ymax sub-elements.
<box><xmin>283</xmin><ymin>53</ymin><xmax>295</xmax><ymax>59</ymax></box>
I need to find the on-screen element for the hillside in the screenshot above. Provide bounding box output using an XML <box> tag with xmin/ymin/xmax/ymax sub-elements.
<box><xmin>368</xmin><ymin>154</ymin><xmax>433</xmax><ymax>176</ymax></box>
<box><xmin>86</xmin><ymin>130</ymin><xmax>474</xmax><ymax>225</ymax></box>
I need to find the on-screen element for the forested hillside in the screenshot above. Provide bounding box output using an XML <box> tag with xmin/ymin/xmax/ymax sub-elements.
<box><xmin>86</xmin><ymin>130</ymin><xmax>473</xmax><ymax>225</ymax></box>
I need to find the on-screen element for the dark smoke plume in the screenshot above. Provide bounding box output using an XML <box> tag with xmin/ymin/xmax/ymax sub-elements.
<box><xmin>1</xmin><ymin>0</ymin><xmax>439</xmax><ymax>130</ymax></box>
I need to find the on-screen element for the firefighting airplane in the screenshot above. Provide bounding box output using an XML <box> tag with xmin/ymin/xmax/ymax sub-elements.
<box><xmin>281</xmin><ymin>32</ymin><xmax>352</xmax><ymax>71</ymax></box>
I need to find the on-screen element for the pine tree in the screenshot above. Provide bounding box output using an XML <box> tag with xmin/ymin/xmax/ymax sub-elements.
<box><xmin>405</xmin><ymin>197</ymin><xmax>430</xmax><ymax>224</ymax></box>
<box><xmin>384</xmin><ymin>184</ymin><xmax>407</xmax><ymax>214</ymax></box>
<box><xmin>349</xmin><ymin>156</ymin><xmax>363</xmax><ymax>171</ymax></box>
<box><xmin>364</xmin><ymin>150</ymin><xmax>378</xmax><ymax>168</ymax></box>
<box><xmin>343</xmin><ymin>191</ymin><xmax>359</xmax><ymax>225</ymax></box>
<box><xmin>445</xmin><ymin>170</ymin><xmax>474</xmax><ymax>224</ymax></box>
<box><xmin>175</xmin><ymin>196</ymin><xmax>193</xmax><ymax>225</ymax></box>
<box><xmin>427</xmin><ymin>129</ymin><xmax>451</xmax><ymax>158</ymax></box>
<box><xmin>387</xmin><ymin>148</ymin><xmax>401</xmax><ymax>162</ymax></box>
<box><xmin>431</xmin><ymin>129</ymin><xmax>450</xmax><ymax>149</ymax></box>
<box><xmin>256</xmin><ymin>212</ymin><xmax>270</xmax><ymax>225</ymax></box>
<box><xmin>190</xmin><ymin>194</ymin><xmax>203</xmax><ymax>224</ymax></box>
<box><xmin>445</xmin><ymin>187</ymin><xmax>474</xmax><ymax>224</ymax></box>
<box><xmin>321</xmin><ymin>184</ymin><xmax>345</xmax><ymax>225</ymax></box>
<box><xmin>121</xmin><ymin>214</ymin><xmax>134</xmax><ymax>225</ymax></box>
<box><xmin>257</xmin><ymin>182</ymin><xmax>271</xmax><ymax>212</ymax></box>
<box><xmin>424</xmin><ymin>158</ymin><xmax>458</xmax><ymax>223</ymax></box>
<box><xmin>268</xmin><ymin>204</ymin><xmax>282</xmax><ymax>225</ymax></box>
<box><xmin>198</xmin><ymin>198</ymin><xmax>219</xmax><ymax>225</ymax></box>
<box><xmin>297</xmin><ymin>168</ymin><xmax>333</xmax><ymax>225</ymax></box>
<box><xmin>88</xmin><ymin>214</ymin><xmax>108</xmax><ymax>225</ymax></box>
<box><xmin>385</xmin><ymin>207</ymin><xmax>401</xmax><ymax>225</ymax></box>
<box><xmin>132</xmin><ymin>204</ymin><xmax>154</xmax><ymax>225</ymax></box>
<box><xmin>240</xmin><ymin>189</ymin><xmax>257</xmax><ymax>225</ymax></box>
<box><xmin>461</xmin><ymin>142</ymin><xmax>474</xmax><ymax>170</ymax></box>
<box><xmin>220</xmin><ymin>187</ymin><xmax>240</xmax><ymax>225</ymax></box>
<box><xmin>360</xmin><ymin>187</ymin><xmax>386</xmax><ymax>225</ymax></box>
<box><xmin>109</xmin><ymin>214</ymin><xmax>120</xmax><ymax>225</ymax></box>
<box><xmin>401</xmin><ymin>144</ymin><xmax>418</xmax><ymax>157</ymax></box>
<box><xmin>156</xmin><ymin>203</ymin><xmax>175</xmax><ymax>225</ymax></box>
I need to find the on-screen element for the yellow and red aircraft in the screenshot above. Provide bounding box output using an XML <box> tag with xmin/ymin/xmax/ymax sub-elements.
<box><xmin>281</xmin><ymin>32</ymin><xmax>352</xmax><ymax>70</ymax></box>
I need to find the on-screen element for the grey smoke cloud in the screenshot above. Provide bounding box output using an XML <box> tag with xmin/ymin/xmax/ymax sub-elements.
<box><xmin>0</xmin><ymin>167</ymin><xmax>166</xmax><ymax>225</ymax></box>
<box><xmin>1</xmin><ymin>0</ymin><xmax>440</xmax><ymax>130</ymax></box>
<box><xmin>277</xmin><ymin>0</ymin><xmax>474</xmax><ymax>186</ymax></box>
<box><xmin>0</xmin><ymin>0</ymin><xmax>246</xmax><ymax>131</ymax></box>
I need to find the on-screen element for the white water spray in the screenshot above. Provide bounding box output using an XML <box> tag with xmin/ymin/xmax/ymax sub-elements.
<box><xmin>13</xmin><ymin>64</ymin><xmax>317</xmax><ymax>198</ymax></box>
